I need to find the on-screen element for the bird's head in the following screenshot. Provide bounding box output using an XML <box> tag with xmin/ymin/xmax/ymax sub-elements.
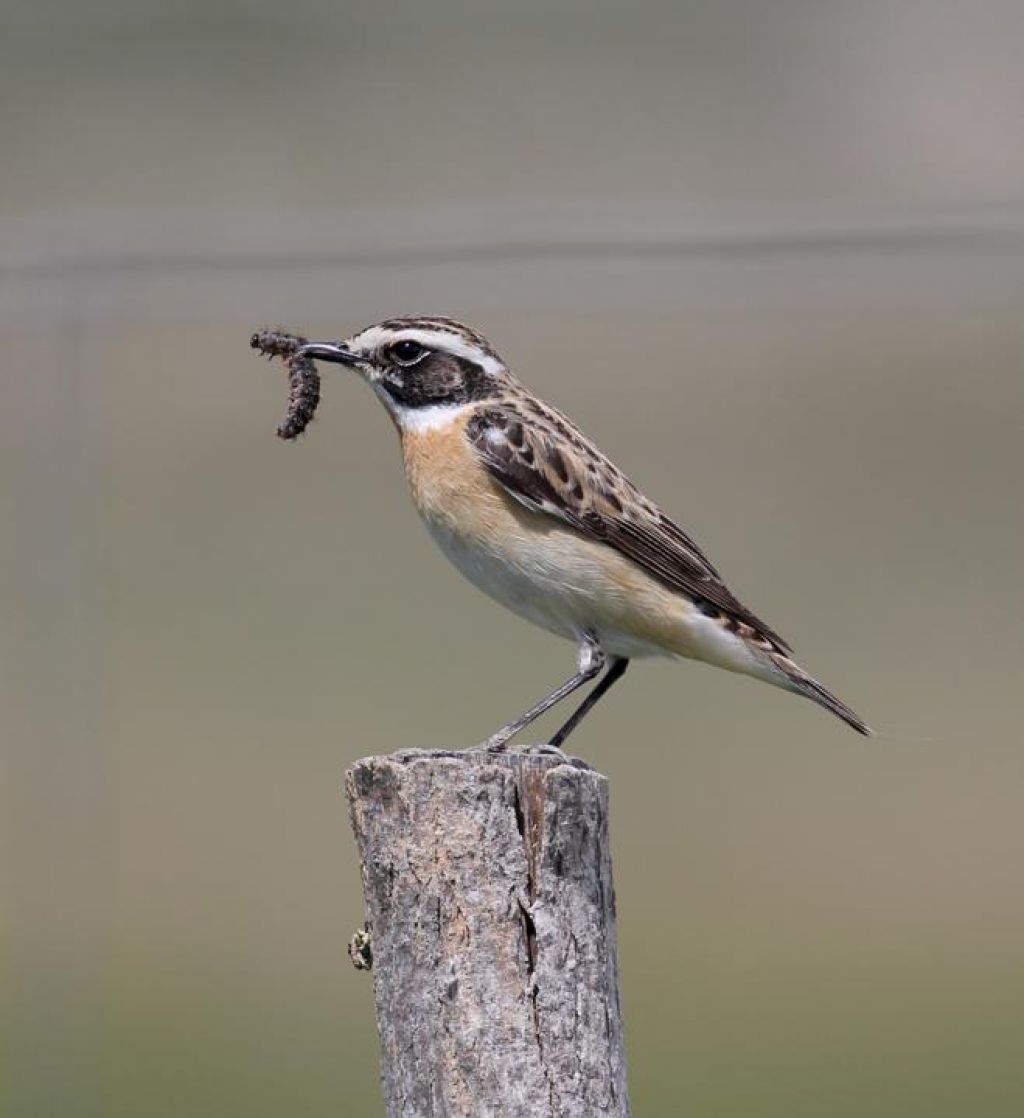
<box><xmin>301</xmin><ymin>316</ymin><xmax>513</xmax><ymax>430</ymax></box>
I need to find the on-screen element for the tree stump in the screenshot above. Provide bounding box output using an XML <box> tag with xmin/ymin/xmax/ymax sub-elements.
<box><xmin>346</xmin><ymin>748</ymin><xmax>630</xmax><ymax>1118</ymax></box>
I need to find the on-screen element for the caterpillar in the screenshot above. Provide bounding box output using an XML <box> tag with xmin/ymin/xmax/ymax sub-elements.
<box><xmin>250</xmin><ymin>328</ymin><xmax>320</xmax><ymax>440</ymax></box>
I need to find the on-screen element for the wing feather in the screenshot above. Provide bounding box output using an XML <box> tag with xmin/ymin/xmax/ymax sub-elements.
<box><xmin>466</xmin><ymin>403</ymin><xmax>792</xmax><ymax>652</ymax></box>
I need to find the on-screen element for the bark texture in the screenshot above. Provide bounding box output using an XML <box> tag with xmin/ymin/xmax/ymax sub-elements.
<box><xmin>346</xmin><ymin>748</ymin><xmax>630</xmax><ymax>1118</ymax></box>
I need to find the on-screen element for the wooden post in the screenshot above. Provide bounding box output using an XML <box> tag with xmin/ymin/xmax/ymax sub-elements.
<box><xmin>346</xmin><ymin>748</ymin><xmax>630</xmax><ymax>1118</ymax></box>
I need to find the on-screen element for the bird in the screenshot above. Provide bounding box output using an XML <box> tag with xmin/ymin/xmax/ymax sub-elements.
<box><xmin>297</xmin><ymin>315</ymin><xmax>870</xmax><ymax>749</ymax></box>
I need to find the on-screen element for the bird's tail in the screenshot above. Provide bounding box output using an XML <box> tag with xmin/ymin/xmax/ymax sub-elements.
<box><xmin>768</xmin><ymin>653</ymin><xmax>873</xmax><ymax>736</ymax></box>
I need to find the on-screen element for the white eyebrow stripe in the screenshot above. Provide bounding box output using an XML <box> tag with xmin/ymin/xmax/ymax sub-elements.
<box><xmin>348</xmin><ymin>325</ymin><xmax>506</xmax><ymax>377</ymax></box>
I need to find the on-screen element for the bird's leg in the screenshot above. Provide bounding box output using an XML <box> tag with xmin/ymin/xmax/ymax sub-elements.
<box><xmin>476</xmin><ymin>637</ymin><xmax>605</xmax><ymax>752</ymax></box>
<box><xmin>549</xmin><ymin>657</ymin><xmax>629</xmax><ymax>749</ymax></box>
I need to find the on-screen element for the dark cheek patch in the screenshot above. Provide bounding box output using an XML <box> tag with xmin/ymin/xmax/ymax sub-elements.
<box><xmin>380</xmin><ymin>353</ymin><xmax>499</xmax><ymax>409</ymax></box>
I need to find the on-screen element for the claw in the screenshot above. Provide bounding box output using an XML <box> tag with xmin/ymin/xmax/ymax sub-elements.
<box><xmin>469</xmin><ymin>733</ymin><xmax>512</xmax><ymax>753</ymax></box>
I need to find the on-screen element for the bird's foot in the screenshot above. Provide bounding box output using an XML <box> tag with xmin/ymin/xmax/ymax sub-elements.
<box><xmin>468</xmin><ymin>737</ymin><xmax>571</xmax><ymax>762</ymax></box>
<box><xmin>514</xmin><ymin>742</ymin><xmax>570</xmax><ymax>759</ymax></box>
<box><xmin>470</xmin><ymin>732</ymin><xmax>514</xmax><ymax>753</ymax></box>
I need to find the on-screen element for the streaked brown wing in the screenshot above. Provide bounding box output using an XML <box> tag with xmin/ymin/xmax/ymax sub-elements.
<box><xmin>466</xmin><ymin>403</ymin><xmax>791</xmax><ymax>652</ymax></box>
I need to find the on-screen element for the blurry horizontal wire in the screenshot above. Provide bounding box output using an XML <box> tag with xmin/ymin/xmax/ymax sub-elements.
<box><xmin>5</xmin><ymin>216</ymin><xmax>1024</xmax><ymax>278</ymax></box>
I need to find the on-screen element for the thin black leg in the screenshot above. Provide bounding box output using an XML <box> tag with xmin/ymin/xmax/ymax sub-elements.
<box><xmin>549</xmin><ymin>657</ymin><xmax>629</xmax><ymax>748</ymax></box>
<box><xmin>478</xmin><ymin>638</ymin><xmax>606</xmax><ymax>752</ymax></box>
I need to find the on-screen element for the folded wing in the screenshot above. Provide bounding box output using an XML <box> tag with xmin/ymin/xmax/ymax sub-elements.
<box><xmin>466</xmin><ymin>403</ymin><xmax>792</xmax><ymax>653</ymax></box>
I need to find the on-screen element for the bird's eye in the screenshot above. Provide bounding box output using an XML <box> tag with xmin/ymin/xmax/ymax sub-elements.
<box><xmin>390</xmin><ymin>340</ymin><xmax>428</xmax><ymax>366</ymax></box>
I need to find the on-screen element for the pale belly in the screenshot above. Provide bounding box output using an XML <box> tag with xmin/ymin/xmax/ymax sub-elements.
<box><xmin>423</xmin><ymin>515</ymin><xmax>656</xmax><ymax>656</ymax></box>
<box><xmin>422</xmin><ymin>508</ymin><xmax>765</xmax><ymax>672</ymax></box>
<box><xmin>403</xmin><ymin>421</ymin><xmax>768</xmax><ymax>675</ymax></box>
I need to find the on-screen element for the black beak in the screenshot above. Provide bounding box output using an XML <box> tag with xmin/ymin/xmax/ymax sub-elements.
<box><xmin>299</xmin><ymin>342</ymin><xmax>362</xmax><ymax>366</ymax></box>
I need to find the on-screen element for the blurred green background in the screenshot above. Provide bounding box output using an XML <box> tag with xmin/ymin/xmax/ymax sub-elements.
<box><xmin>3</xmin><ymin>2</ymin><xmax>1024</xmax><ymax>1115</ymax></box>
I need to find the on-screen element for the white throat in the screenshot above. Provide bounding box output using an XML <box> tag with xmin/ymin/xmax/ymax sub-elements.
<box><xmin>389</xmin><ymin>401</ymin><xmax>472</xmax><ymax>434</ymax></box>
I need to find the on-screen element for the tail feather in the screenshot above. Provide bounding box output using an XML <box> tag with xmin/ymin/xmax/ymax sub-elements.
<box><xmin>770</xmin><ymin>654</ymin><xmax>872</xmax><ymax>736</ymax></box>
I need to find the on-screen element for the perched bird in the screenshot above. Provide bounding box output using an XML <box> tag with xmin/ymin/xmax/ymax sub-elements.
<box><xmin>299</xmin><ymin>316</ymin><xmax>870</xmax><ymax>748</ymax></box>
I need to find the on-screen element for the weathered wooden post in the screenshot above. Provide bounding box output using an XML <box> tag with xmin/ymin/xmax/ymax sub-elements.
<box><xmin>346</xmin><ymin>748</ymin><xmax>630</xmax><ymax>1118</ymax></box>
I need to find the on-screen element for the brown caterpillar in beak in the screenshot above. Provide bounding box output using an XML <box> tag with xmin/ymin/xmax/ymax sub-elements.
<box><xmin>250</xmin><ymin>328</ymin><xmax>320</xmax><ymax>440</ymax></box>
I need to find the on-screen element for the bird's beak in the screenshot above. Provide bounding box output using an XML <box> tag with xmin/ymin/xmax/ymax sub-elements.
<box><xmin>299</xmin><ymin>341</ymin><xmax>362</xmax><ymax>366</ymax></box>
